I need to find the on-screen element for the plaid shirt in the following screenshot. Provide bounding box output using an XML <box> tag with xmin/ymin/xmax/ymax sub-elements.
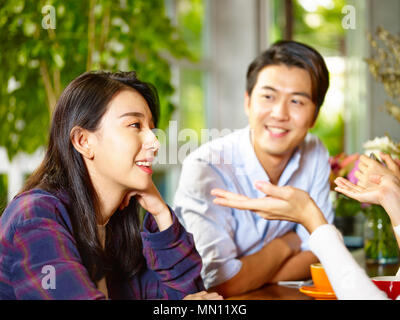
<box><xmin>0</xmin><ymin>189</ymin><xmax>204</xmax><ymax>300</ymax></box>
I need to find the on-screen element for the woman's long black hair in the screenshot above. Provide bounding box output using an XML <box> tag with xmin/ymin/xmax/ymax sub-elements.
<box><xmin>20</xmin><ymin>71</ymin><xmax>160</xmax><ymax>283</ymax></box>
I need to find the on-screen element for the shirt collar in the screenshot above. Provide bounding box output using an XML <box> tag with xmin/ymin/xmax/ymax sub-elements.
<box><xmin>236</xmin><ymin>126</ymin><xmax>303</xmax><ymax>191</ymax></box>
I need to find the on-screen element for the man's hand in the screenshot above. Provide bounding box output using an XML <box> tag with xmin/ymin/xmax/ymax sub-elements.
<box><xmin>280</xmin><ymin>231</ymin><xmax>302</xmax><ymax>256</ymax></box>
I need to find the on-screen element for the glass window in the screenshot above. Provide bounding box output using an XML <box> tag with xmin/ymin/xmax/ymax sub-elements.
<box><xmin>155</xmin><ymin>0</ymin><xmax>208</xmax><ymax>203</ymax></box>
<box><xmin>270</xmin><ymin>0</ymin><xmax>347</xmax><ymax>156</ymax></box>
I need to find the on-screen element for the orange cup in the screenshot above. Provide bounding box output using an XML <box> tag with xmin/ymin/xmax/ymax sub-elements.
<box><xmin>310</xmin><ymin>263</ymin><xmax>334</xmax><ymax>292</ymax></box>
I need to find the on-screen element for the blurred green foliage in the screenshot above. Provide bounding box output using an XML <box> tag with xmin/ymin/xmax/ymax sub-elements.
<box><xmin>310</xmin><ymin>111</ymin><xmax>344</xmax><ymax>157</ymax></box>
<box><xmin>292</xmin><ymin>0</ymin><xmax>347</xmax><ymax>56</ymax></box>
<box><xmin>175</xmin><ymin>0</ymin><xmax>206</xmax><ymax>135</ymax></box>
<box><xmin>0</xmin><ymin>0</ymin><xmax>196</xmax><ymax>161</ymax></box>
<box><xmin>295</xmin><ymin>0</ymin><xmax>347</xmax><ymax>156</ymax></box>
<box><xmin>0</xmin><ymin>174</ymin><xmax>7</xmax><ymax>212</ymax></box>
<box><xmin>176</xmin><ymin>0</ymin><xmax>204</xmax><ymax>60</ymax></box>
<box><xmin>179</xmin><ymin>69</ymin><xmax>205</xmax><ymax>135</ymax></box>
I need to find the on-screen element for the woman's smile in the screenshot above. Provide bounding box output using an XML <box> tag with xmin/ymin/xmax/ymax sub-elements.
<box><xmin>135</xmin><ymin>159</ymin><xmax>153</xmax><ymax>174</ymax></box>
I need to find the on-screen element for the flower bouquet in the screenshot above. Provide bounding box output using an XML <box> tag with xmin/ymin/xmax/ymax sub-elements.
<box><xmin>329</xmin><ymin>153</ymin><xmax>364</xmax><ymax>247</ymax></box>
<box><xmin>329</xmin><ymin>152</ymin><xmax>361</xmax><ymax>218</ymax></box>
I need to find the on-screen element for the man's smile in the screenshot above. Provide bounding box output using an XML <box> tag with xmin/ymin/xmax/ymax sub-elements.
<box><xmin>264</xmin><ymin>125</ymin><xmax>290</xmax><ymax>137</ymax></box>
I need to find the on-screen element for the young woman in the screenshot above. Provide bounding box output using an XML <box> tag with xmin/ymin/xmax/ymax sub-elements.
<box><xmin>0</xmin><ymin>71</ymin><xmax>221</xmax><ymax>300</ymax></box>
<box><xmin>211</xmin><ymin>153</ymin><xmax>400</xmax><ymax>299</ymax></box>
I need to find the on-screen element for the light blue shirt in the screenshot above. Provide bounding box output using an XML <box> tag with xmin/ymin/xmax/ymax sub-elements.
<box><xmin>173</xmin><ymin>126</ymin><xmax>334</xmax><ymax>289</ymax></box>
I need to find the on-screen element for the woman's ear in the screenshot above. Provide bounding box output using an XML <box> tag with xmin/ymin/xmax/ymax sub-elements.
<box><xmin>70</xmin><ymin>126</ymin><xmax>94</xmax><ymax>160</ymax></box>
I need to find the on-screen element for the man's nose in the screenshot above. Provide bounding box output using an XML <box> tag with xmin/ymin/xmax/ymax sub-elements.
<box><xmin>270</xmin><ymin>99</ymin><xmax>289</xmax><ymax>120</ymax></box>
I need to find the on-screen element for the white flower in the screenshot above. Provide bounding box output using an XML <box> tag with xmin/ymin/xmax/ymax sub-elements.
<box><xmin>363</xmin><ymin>136</ymin><xmax>400</xmax><ymax>158</ymax></box>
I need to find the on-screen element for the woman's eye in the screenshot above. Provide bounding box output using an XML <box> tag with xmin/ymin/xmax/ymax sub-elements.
<box><xmin>130</xmin><ymin>122</ymin><xmax>141</xmax><ymax>129</ymax></box>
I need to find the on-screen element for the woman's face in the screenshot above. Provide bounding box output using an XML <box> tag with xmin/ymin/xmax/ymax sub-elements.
<box><xmin>88</xmin><ymin>89</ymin><xmax>160</xmax><ymax>192</ymax></box>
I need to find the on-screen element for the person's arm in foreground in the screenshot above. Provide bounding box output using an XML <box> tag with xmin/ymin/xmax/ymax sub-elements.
<box><xmin>174</xmin><ymin>159</ymin><xmax>304</xmax><ymax>298</ymax></box>
<box><xmin>355</xmin><ymin>153</ymin><xmax>400</xmax><ymax>189</ymax></box>
<box><xmin>336</xmin><ymin>153</ymin><xmax>400</xmax><ymax>247</ymax></box>
<box><xmin>9</xmin><ymin>195</ymin><xmax>106</xmax><ymax>300</ymax></box>
<box><xmin>121</xmin><ymin>183</ymin><xmax>223</xmax><ymax>300</ymax></box>
<box><xmin>335</xmin><ymin>174</ymin><xmax>400</xmax><ymax>255</ymax></box>
<box><xmin>209</xmin><ymin>230</ymin><xmax>302</xmax><ymax>297</ymax></box>
<box><xmin>212</xmin><ymin>181</ymin><xmax>392</xmax><ymax>299</ymax></box>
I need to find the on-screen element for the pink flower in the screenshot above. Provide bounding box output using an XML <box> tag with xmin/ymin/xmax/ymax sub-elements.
<box><xmin>347</xmin><ymin>159</ymin><xmax>359</xmax><ymax>184</ymax></box>
<box><xmin>341</xmin><ymin>153</ymin><xmax>359</xmax><ymax>168</ymax></box>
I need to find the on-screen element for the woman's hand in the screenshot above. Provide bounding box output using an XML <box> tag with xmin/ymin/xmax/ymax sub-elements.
<box><xmin>120</xmin><ymin>181</ymin><xmax>172</xmax><ymax>231</ymax></box>
<box><xmin>183</xmin><ymin>291</ymin><xmax>223</xmax><ymax>300</ymax></box>
<box><xmin>356</xmin><ymin>153</ymin><xmax>400</xmax><ymax>188</ymax></box>
<box><xmin>211</xmin><ymin>181</ymin><xmax>327</xmax><ymax>234</ymax></box>
<box><xmin>334</xmin><ymin>175</ymin><xmax>383</xmax><ymax>205</ymax></box>
<box><xmin>335</xmin><ymin>174</ymin><xmax>400</xmax><ymax>226</ymax></box>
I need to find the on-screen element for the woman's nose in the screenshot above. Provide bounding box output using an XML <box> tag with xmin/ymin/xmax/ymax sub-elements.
<box><xmin>143</xmin><ymin>129</ymin><xmax>160</xmax><ymax>152</ymax></box>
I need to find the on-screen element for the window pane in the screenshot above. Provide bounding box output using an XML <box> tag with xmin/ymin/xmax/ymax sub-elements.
<box><xmin>177</xmin><ymin>0</ymin><xmax>205</xmax><ymax>59</ymax></box>
<box><xmin>179</xmin><ymin>68</ymin><xmax>206</xmax><ymax>134</ymax></box>
<box><xmin>273</xmin><ymin>0</ymin><xmax>348</xmax><ymax>156</ymax></box>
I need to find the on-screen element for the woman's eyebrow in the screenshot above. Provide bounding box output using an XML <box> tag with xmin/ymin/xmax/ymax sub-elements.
<box><xmin>119</xmin><ymin>112</ymin><xmax>144</xmax><ymax>118</ymax></box>
<box><xmin>119</xmin><ymin>111</ymin><xmax>154</xmax><ymax>125</ymax></box>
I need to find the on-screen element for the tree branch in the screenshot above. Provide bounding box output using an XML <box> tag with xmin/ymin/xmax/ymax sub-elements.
<box><xmin>87</xmin><ymin>0</ymin><xmax>96</xmax><ymax>70</ymax></box>
<box><xmin>40</xmin><ymin>60</ymin><xmax>57</xmax><ymax>114</ymax></box>
<box><xmin>47</xmin><ymin>28</ymin><xmax>62</xmax><ymax>98</ymax></box>
<box><xmin>99</xmin><ymin>3</ymin><xmax>111</xmax><ymax>69</ymax></box>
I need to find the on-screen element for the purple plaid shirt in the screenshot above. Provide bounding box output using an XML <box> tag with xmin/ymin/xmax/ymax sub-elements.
<box><xmin>0</xmin><ymin>189</ymin><xmax>204</xmax><ymax>300</ymax></box>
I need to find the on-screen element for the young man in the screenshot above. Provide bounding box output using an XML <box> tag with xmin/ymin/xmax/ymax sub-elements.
<box><xmin>173</xmin><ymin>41</ymin><xmax>334</xmax><ymax>298</ymax></box>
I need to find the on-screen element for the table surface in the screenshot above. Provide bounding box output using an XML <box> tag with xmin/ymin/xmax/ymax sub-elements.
<box><xmin>227</xmin><ymin>249</ymin><xmax>400</xmax><ymax>300</ymax></box>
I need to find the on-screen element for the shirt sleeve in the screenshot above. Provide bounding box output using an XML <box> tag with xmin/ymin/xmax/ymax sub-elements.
<box><xmin>309</xmin><ymin>224</ymin><xmax>389</xmax><ymax>300</ymax></box>
<box><xmin>11</xmin><ymin>205</ymin><xmax>105</xmax><ymax>300</ymax></box>
<box><xmin>138</xmin><ymin>207</ymin><xmax>205</xmax><ymax>299</ymax></box>
<box><xmin>173</xmin><ymin>158</ymin><xmax>241</xmax><ymax>289</ymax></box>
<box><xmin>296</xmin><ymin>139</ymin><xmax>334</xmax><ymax>251</ymax></box>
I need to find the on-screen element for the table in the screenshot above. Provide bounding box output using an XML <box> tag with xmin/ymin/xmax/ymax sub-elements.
<box><xmin>227</xmin><ymin>283</ymin><xmax>313</xmax><ymax>300</ymax></box>
<box><xmin>228</xmin><ymin>249</ymin><xmax>400</xmax><ymax>300</ymax></box>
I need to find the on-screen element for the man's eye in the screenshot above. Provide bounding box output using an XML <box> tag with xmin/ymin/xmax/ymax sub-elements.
<box><xmin>291</xmin><ymin>99</ymin><xmax>303</xmax><ymax>105</ymax></box>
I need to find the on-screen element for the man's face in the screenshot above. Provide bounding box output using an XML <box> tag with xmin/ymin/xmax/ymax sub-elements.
<box><xmin>245</xmin><ymin>64</ymin><xmax>317</xmax><ymax>160</ymax></box>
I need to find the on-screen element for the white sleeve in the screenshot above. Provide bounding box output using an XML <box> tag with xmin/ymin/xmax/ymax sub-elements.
<box><xmin>173</xmin><ymin>157</ymin><xmax>241</xmax><ymax>289</ymax></box>
<box><xmin>309</xmin><ymin>224</ymin><xmax>389</xmax><ymax>300</ymax></box>
<box><xmin>296</xmin><ymin>141</ymin><xmax>334</xmax><ymax>251</ymax></box>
